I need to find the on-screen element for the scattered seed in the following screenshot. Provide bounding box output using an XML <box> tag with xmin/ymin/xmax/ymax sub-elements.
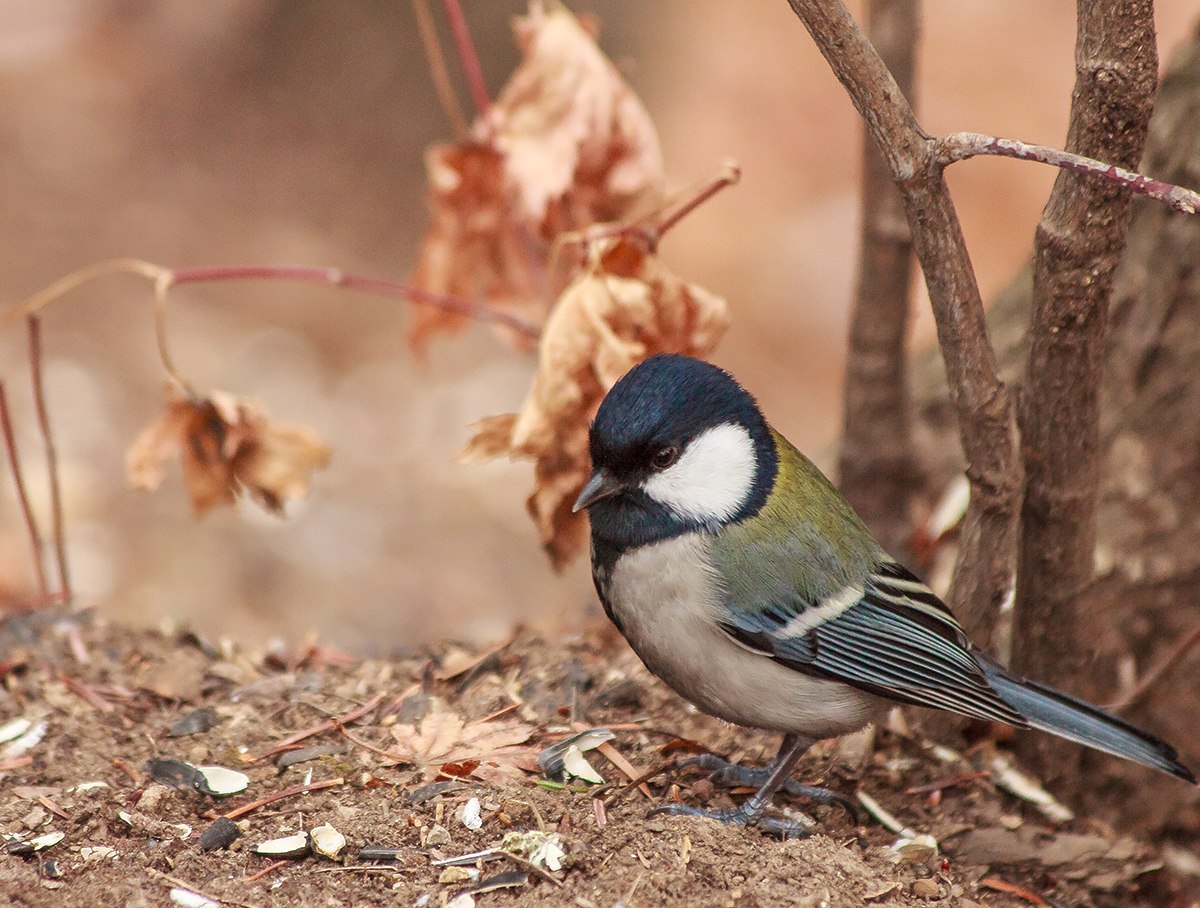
<box><xmin>989</xmin><ymin>755</ymin><xmax>1073</xmax><ymax>823</ymax></box>
<box><xmin>538</xmin><ymin>728</ymin><xmax>614</xmax><ymax>781</ymax></box>
<box><xmin>167</xmin><ymin>707</ymin><xmax>219</xmax><ymax>738</ymax></box>
<box><xmin>358</xmin><ymin>845</ymin><xmax>408</xmax><ymax>863</ymax></box>
<box><xmin>460</xmin><ymin>869</ymin><xmax>529</xmax><ymax>895</ymax></box>
<box><xmin>198</xmin><ymin>817</ymin><xmax>241</xmax><ymax>852</ymax></box>
<box><xmin>0</xmin><ymin>718</ymin><xmax>32</xmax><ymax>744</ymax></box>
<box><xmin>460</xmin><ymin>798</ymin><xmax>483</xmax><ymax>831</ymax></box>
<box><xmin>194</xmin><ymin>765</ymin><xmax>250</xmax><ymax>797</ymax></box>
<box><xmin>409</xmin><ymin>780</ymin><xmax>465</xmax><ymax>805</ymax></box>
<box><xmin>0</xmin><ymin>720</ymin><xmax>47</xmax><ymax>759</ymax></box>
<box><xmin>561</xmin><ymin>745</ymin><xmax>604</xmax><ymax>784</ymax></box>
<box><xmin>80</xmin><ymin>845</ymin><xmax>118</xmax><ymax>861</ymax></box>
<box><xmin>147</xmin><ymin>758</ymin><xmax>206</xmax><ymax>792</ymax></box>
<box><xmin>253</xmin><ymin>833</ymin><xmax>310</xmax><ymax>859</ymax></box>
<box><xmin>169</xmin><ymin>887</ymin><xmax>219</xmax><ymax>908</ymax></box>
<box><xmin>310</xmin><ymin>823</ymin><xmax>347</xmax><ymax>860</ymax></box>
<box><xmin>275</xmin><ymin>742</ymin><xmax>348</xmax><ymax>771</ymax></box>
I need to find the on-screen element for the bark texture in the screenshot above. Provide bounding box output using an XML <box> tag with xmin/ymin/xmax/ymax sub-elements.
<box><xmin>837</xmin><ymin>0</ymin><xmax>919</xmax><ymax>558</ymax></box>
<box><xmin>912</xmin><ymin>19</ymin><xmax>1200</xmax><ymax>833</ymax></box>
<box><xmin>1014</xmin><ymin>1</ymin><xmax>1157</xmax><ymax>772</ymax></box>
<box><xmin>788</xmin><ymin>0</ymin><xmax>1022</xmax><ymax>641</ymax></box>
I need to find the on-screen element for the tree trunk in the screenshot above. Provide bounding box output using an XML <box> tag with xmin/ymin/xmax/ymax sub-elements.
<box><xmin>911</xmin><ymin>18</ymin><xmax>1200</xmax><ymax>835</ymax></box>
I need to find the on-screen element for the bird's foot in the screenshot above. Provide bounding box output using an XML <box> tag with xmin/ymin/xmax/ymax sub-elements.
<box><xmin>649</xmin><ymin>801</ymin><xmax>812</xmax><ymax>839</ymax></box>
<box><xmin>678</xmin><ymin>753</ymin><xmax>858</xmax><ymax>822</ymax></box>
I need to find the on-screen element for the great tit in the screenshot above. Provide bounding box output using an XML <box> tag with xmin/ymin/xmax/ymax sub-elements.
<box><xmin>573</xmin><ymin>353</ymin><xmax>1195</xmax><ymax>837</ymax></box>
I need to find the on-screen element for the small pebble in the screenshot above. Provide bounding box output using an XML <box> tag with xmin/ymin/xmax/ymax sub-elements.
<box><xmin>911</xmin><ymin>878</ymin><xmax>940</xmax><ymax>899</ymax></box>
<box><xmin>438</xmin><ymin>866</ymin><xmax>474</xmax><ymax>884</ymax></box>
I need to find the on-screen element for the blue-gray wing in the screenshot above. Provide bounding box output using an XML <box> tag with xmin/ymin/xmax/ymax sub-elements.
<box><xmin>720</xmin><ymin>562</ymin><xmax>1028</xmax><ymax>727</ymax></box>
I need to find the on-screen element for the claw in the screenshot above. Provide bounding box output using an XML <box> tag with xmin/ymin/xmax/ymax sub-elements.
<box><xmin>677</xmin><ymin>751</ymin><xmax>858</xmax><ymax>823</ymax></box>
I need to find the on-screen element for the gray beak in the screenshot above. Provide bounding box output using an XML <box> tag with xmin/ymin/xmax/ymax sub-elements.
<box><xmin>572</xmin><ymin>470</ymin><xmax>621</xmax><ymax>512</ymax></box>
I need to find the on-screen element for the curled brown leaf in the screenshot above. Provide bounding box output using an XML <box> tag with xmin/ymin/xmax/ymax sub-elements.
<box><xmin>407</xmin><ymin>0</ymin><xmax>664</xmax><ymax>351</ymax></box>
<box><xmin>463</xmin><ymin>237</ymin><xmax>729</xmax><ymax>567</ymax></box>
<box><xmin>127</xmin><ymin>385</ymin><xmax>330</xmax><ymax>516</ymax></box>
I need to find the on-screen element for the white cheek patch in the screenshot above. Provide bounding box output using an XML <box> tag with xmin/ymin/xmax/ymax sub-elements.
<box><xmin>643</xmin><ymin>423</ymin><xmax>757</xmax><ymax>523</ymax></box>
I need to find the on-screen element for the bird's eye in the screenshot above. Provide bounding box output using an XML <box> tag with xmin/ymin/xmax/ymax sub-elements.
<box><xmin>651</xmin><ymin>445</ymin><xmax>680</xmax><ymax>471</ymax></box>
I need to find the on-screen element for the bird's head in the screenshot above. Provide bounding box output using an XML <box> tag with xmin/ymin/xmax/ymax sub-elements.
<box><xmin>574</xmin><ymin>354</ymin><xmax>779</xmax><ymax>548</ymax></box>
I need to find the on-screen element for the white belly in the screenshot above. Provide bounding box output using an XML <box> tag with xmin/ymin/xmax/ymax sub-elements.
<box><xmin>603</xmin><ymin>534</ymin><xmax>879</xmax><ymax>739</ymax></box>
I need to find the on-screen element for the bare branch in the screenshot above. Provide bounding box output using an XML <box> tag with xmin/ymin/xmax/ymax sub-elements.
<box><xmin>439</xmin><ymin>0</ymin><xmax>491</xmax><ymax>120</ymax></box>
<box><xmin>1107</xmin><ymin>618</ymin><xmax>1200</xmax><ymax>713</ymax></box>
<box><xmin>28</xmin><ymin>317</ymin><xmax>70</xmax><ymax>603</ymax></box>
<box><xmin>936</xmin><ymin>131</ymin><xmax>1199</xmax><ymax>214</ymax></box>
<box><xmin>787</xmin><ymin>0</ymin><xmax>1021</xmax><ymax>636</ymax></box>
<box><xmin>1014</xmin><ymin>0</ymin><xmax>1157</xmax><ymax>747</ymax></box>
<box><xmin>0</xmin><ymin>380</ymin><xmax>49</xmax><ymax>600</ymax></box>
<box><xmin>837</xmin><ymin>0</ymin><xmax>919</xmax><ymax>557</ymax></box>
<box><xmin>413</xmin><ymin>0</ymin><xmax>471</xmax><ymax>140</ymax></box>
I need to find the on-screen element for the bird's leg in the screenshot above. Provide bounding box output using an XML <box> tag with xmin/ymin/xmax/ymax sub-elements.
<box><xmin>652</xmin><ymin>734</ymin><xmax>852</xmax><ymax>837</ymax></box>
<box><xmin>677</xmin><ymin>735</ymin><xmax>859</xmax><ymax>821</ymax></box>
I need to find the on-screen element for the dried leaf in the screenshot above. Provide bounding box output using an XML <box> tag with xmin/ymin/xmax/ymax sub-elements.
<box><xmin>388</xmin><ymin>701</ymin><xmax>537</xmax><ymax>780</ymax></box>
<box><xmin>463</xmin><ymin>236</ymin><xmax>729</xmax><ymax>566</ymax></box>
<box><xmin>127</xmin><ymin>385</ymin><xmax>330</xmax><ymax>516</ymax></box>
<box><xmin>408</xmin><ymin>143</ymin><xmax>543</xmax><ymax>350</ymax></box>
<box><xmin>407</xmin><ymin>1</ymin><xmax>664</xmax><ymax>352</ymax></box>
<box><xmin>490</xmin><ymin>0</ymin><xmax>664</xmax><ymax>228</ymax></box>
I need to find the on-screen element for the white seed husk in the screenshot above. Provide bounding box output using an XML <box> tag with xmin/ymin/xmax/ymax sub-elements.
<box><xmin>30</xmin><ymin>831</ymin><xmax>65</xmax><ymax>851</ymax></box>
<box><xmin>195</xmin><ymin>765</ymin><xmax>250</xmax><ymax>797</ymax></box>
<box><xmin>310</xmin><ymin>823</ymin><xmax>346</xmax><ymax>860</ymax></box>
<box><xmin>0</xmin><ymin>720</ymin><xmax>47</xmax><ymax>759</ymax></box>
<box><xmin>254</xmin><ymin>833</ymin><xmax>311</xmax><ymax>858</ymax></box>
<box><xmin>0</xmin><ymin>718</ymin><xmax>31</xmax><ymax>744</ymax></box>
<box><xmin>170</xmin><ymin>887</ymin><xmax>219</xmax><ymax>908</ymax></box>
<box><xmin>561</xmin><ymin>745</ymin><xmax>604</xmax><ymax>784</ymax></box>
<box><xmin>460</xmin><ymin>798</ymin><xmax>483</xmax><ymax>830</ymax></box>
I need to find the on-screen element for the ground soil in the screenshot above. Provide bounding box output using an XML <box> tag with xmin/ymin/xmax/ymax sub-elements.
<box><xmin>0</xmin><ymin>609</ymin><xmax>1195</xmax><ymax>907</ymax></box>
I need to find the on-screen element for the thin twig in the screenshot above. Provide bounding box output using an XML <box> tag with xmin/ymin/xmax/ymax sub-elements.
<box><xmin>250</xmin><ymin>692</ymin><xmax>386</xmax><ymax>762</ymax></box>
<box><xmin>787</xmin><ymin>0</ymin><xmax>1021</xmax><ymax>638</ymax></box>
<box><xmin>3</xmin><ymin>260</ymin><xmax>540</xmax><ymax>339</ymax></box>
<box><xmin>338</xmin><ymin>725</ymin><xmax>395</xmax><ymax>759</ymax></box>
<box><xmin>59</xmin><ymin>673</ymin><xmax>116</xmax><ymax>713</ymax></box>
<box><xmin>649</xmin><ymin>162</ymin><xmax>742</xmax><ymax>247</ymax></box>
<box><xmin>601</xmin><ymin>760</ymin><xmax>674</xmax><ymax>807</ymax></box>
<box><xmin>439</xmin><ymin>0</ymin><xmax>491</xmax><ymax>120</ymax></box>
<box><xmin>936</xmin><ymin>132</ymin><xmax>1200</xmax><ymax>214</ymax></box>
<box><xmin>27</xmin><ymin>317</ymin><xmax>70</xmax><ymax>603</ymax></box>
<box><xmin>147</xmin><ymin>868</ymin><xmax>263</xmax><ymax>908</ymax></box>
<box><xmin>221</xmin><ymin>777</ymin><xmax>345</xmax><ymax>821</ymax></box>
<box><xmin>166</xmin><ymin>266</ymin><xmax>541</xmax><ymax>337</ymax></box>
<box><xmin>555</xmin><ymin>163</ymin><xmax>742</xmax><ymax>263</ymax></box>
<box><xmin>243</xmin><ymin>860</ymin><xmax>292</xmax><ymax>883</ymax></box>
<box><xmin>1108</xmin><ymin>617</ymin><xmax>1200</xmax><ymax>712</ymax></box>
<box><xmin>413</xmin><ymin>0</ymin><xmax>471</xmax><ymax>139</ymax></box>
<box><xmin>0</xmin><ymin>380</ymin><xmax>48</xmax><ymax>599</ymax></box>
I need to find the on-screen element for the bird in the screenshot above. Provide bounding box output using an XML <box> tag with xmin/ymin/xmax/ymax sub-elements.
<box><xmin>572</xmin><ymin>353</ymin><xmax>1195</xmax><ymax>837</ymax></box>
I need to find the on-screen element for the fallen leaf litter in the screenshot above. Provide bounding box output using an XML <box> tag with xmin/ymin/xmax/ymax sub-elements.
<box><xmin>0</xmin><ymin>612</ymin><xmax>1187</xmax><ymax>907</ymax></box>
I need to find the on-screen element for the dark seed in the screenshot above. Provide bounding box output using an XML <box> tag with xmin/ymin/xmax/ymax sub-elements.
<box><xmin>199</xmin><ymin>817</ymin><xmax>240</xmax><ymax>852</ymax></box>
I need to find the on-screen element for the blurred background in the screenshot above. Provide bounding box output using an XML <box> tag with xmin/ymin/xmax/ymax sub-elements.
<box><xmin>0</xmin><ymin>1</ymin><xmax>1196</xmax><ymax>651</ymax></box>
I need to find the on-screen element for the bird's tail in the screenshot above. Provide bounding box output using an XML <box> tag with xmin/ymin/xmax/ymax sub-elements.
<box><xmin>979</xmin><ymin>660</ymin><xmax>1196</xmax><ymax>784</ymax></box>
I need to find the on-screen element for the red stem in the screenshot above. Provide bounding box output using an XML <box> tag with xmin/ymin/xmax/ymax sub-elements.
<box><xmin>166</xmin><ymin>266</ymin><xmax>539</xmax><ymax>338</ymax></box>
<box><xmin>439</xmin><ymin>0</ymin><xmax>491</xmax><ymax>120</ymax></box>
<box><xmin>0</xmin><ymin>381</ymin><xmax>49</xmax><ymax>600</ymax></box>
